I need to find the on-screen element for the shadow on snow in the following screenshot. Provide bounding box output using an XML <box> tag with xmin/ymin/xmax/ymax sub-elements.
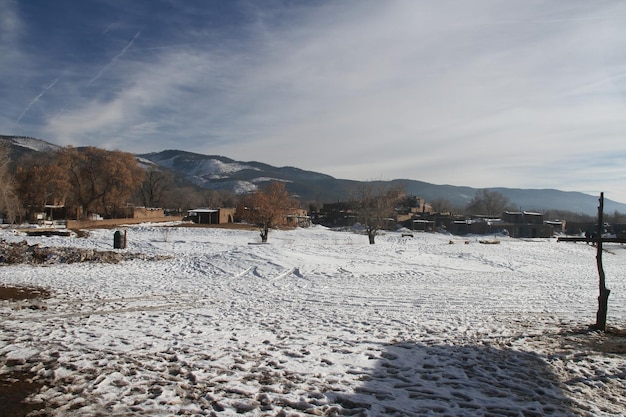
<box><xmin>325</xmin><ymin>341</ymin><xmax>578</xmax><ymax>417</ymax></box>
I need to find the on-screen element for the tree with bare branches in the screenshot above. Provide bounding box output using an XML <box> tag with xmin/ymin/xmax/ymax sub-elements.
<box><xmin>429</xmin><ymin>197</ymin><xmax>455</xmax><ymax>214</ymax></box>
<box><xmin>137</xmin><ymin>167</ymin><xmax>175</xmax><ymax>208</ymax></box>
<box><xmin>0</xmin><ymin>145</ymin><xmax>21</xmax><ymax>223</ymax></box>
<box><xmin>354</xmin><ymin>182</ymin><xmax>404</xmax><ymax>244</ymax></box>
<box><xmin>237</xmin><ymin>182</ymin><xmax>297</xmax><ymax>243</ymax></box>
<box><xmin>465</xmin><ymin>189</ymin><xmax>514</xmax><ymax>216</ymax></box>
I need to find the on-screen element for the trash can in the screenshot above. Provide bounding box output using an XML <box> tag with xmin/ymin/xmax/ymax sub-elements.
<box><xmin>113</xmin><ymin>230</ymin><xmax>126</xmax><ymax>249</ymax></box>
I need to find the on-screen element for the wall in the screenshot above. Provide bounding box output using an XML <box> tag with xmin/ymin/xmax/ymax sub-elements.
<box><xmin>66</xmin><ymin>216</ymin><xmax>183</xmax><ymax>229</ymax></box>
<box><xmin>218</xmin><ymin>208</ymin><xmax>236</xmax><ymax>224</ymax></box>
<box><xmin>133</xmin><ymin>207</ymin><xmax>165</xmax><ymax>219</ymax></box>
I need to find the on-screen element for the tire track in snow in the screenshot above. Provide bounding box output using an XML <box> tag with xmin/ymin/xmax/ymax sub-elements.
<box><xmin>221</xmin><ymin>262</ymin><xmax>423</xmax><ymax>320</ymax></box>
<box><xmin>225</xmin><ymin>265</ymin><xmax>311</xmax><ymax>296</ymax></box>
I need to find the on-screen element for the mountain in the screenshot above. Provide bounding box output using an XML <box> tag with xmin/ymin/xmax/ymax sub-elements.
<box><xmin>138</xmin><ymin>150</ymin><xmax>339</xmax><ymax>195</ymax></box>
<box><xmin>2</xmin><ymin>135</ymin><xmax>624</xmax><ymax>216</ymax></box>
<box><xmin>140</xmin><ymin>149</ymin><xmax>626</xmax><ymax>216</ymax></box>
<box><xmin>0</xmin><ymin>135</ymin><xmax>59</xmax><ymax>162</ymax></box>
<box><xmin>394</xmin><ymin>180</ymin><xmax>618</xmax><ymax>216</ymax></box>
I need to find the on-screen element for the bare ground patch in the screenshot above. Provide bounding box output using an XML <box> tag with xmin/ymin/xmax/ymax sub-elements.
<box><xmin>1</xmin><ymin>286</ymin><xmax>51</xmax><ymax>417</ymax></box>
<box><xmin>0</xmin><ymin>370</ymin><xmax>47</xmax><ymax>417</ymax></box>
<box><xmin>0</xmin><ymin>239</ymin><xmax>170</xmax><ymax>265</ymax></box>
<box><xmin>0</xmin><ymin>285</ymin><xmax>50</xmax><ymax>301</ymax></box>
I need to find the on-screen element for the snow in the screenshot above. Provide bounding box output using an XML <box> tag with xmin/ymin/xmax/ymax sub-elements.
<box><xmin>155</xmin><ymin>156</ymin><xmax>259</xmax><ymax>177</ymax></box>
<box><xmin>11</xmin><ymin>136</ymin><xmax>59</xmax><ymax>152</ymax></box>
<box><xmin>232</xmin><ymin>180</ymin><xmax>258</xmax><ymax>194</ymax></box>
<box><xmin>250</xmin><ymin>177</ymin><xmax>292</xmax><ymax>184</ymax></box>
<box><xmin>190</xmin><ymin>159</ymin><xmax>258</xmax><ymax>176</ymax></box>
<box><xmin>1</xmin><ymin>224</ymin><xmax>626</xmax><ymax>416</ymax></box>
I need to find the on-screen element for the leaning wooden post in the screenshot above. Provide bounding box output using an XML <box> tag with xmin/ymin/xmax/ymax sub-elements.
<box><xmin>593</xmin><ymin>192</ymin><xmax>610</xmax><ymax>331</ymax></box>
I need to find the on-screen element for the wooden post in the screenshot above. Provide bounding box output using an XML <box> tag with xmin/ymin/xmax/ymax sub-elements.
<box><xmin>592</xmin><ymin>192</ymin><xmax>610</xmax><ymax>331</ymax></box>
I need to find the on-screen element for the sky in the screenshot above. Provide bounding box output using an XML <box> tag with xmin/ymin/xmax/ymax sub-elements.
<box><xmin>3</xmin><ymin>1</ymin><xmax>626</xmax><ymax>203</ymax></box>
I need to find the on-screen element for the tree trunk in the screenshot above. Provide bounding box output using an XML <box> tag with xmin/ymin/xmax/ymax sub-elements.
<box><xmin>368</xmin><ymin>229</ymin><xmax>376</xmax><ymax>244</ymax></box>
<box><xmin>594</xmin><ymin>288</ymin><xmax>611</xmax><ymax>331</ymax></box>
<box><xmin>592</xmin><ymin>192</ymin><xmax>610</xmax><ymax>331</ymax></box>
<box><xmin>260</xmin><ymin>225</ymin><xmax>269</xmax><ymax>243</ymax></box>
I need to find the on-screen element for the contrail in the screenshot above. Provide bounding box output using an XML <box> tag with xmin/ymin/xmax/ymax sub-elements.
<box><xmin>102</xmin><ymin>22</ymin><xmax>116</xmax><ymax>35</ymax></box>
<box><xmin>87</xmin><ymin>31</ymin><xmax>141</xmax><ymax>86</ymax></box>
<box><xmin>16</xmin><ymin>77</ymin><xmax>60</xmax><ymax>124</ymax></box>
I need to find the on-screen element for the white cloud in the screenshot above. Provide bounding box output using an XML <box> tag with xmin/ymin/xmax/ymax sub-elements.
<box><xmin>0</xmin><ymin>0</ymin><xmax>21</xmax><ymax>49</ymax></box>
<box><xmin>7</xmin><ymin>0</ymin><xmax>626</xmax><ymax>202</ymax></box>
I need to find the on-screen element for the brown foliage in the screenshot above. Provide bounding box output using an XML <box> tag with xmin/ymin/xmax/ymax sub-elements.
<box><xmin>14</xmin><ymin>146</ymin><xmax>145</xmax><ymax>220</ymax></box>
<box><xmin>237</xmin><ymin>182</ymin><xmax>297</xmax><ymax>242</ymax></box>
<box><xmin>14</xmin><ymin>152</ymin><xmax>70</xmax><ymax>217</ymax></box>
<box><xmin>13</xmin><ymin>147</ymin><xmax>145</xmax><ymax>220</ymax></box>
<box><xmin>60</xmin><ymin>147</ymin><xmax>145</xmax><ymax>218</ymax></box>
<box><xmin>0</xmin><ymin>145</ymin><xmax>21</xmax><ymax>223</ymax></box>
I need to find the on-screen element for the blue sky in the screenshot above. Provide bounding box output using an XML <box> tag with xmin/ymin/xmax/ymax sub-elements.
<box><xmin>3</xmin><ymin>0</ymin><xmax>626</xmax><ymax>203</ymax></box>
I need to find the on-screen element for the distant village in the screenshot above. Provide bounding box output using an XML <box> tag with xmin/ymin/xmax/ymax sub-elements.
<box><xmin>2</xmin><ymin>141</ymin><xmax>625</xmax><ymax>240</ymax></box>
<box><xmin>308</xmin><ymin>195</ymin><xmax>625</xmax><ymax>239</ymax></box>
<box><xmin>17</xmin><ymin>191</ymin><xmax>626</xmax><ymax>241</ymax></box>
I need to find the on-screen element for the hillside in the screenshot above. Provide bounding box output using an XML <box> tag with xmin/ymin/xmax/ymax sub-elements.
<box><xmin>140</xmin><ymin>150</ymin><xmax>626</xmax><ymax>215</ymax></box>
<box><xmin>2</xmin><ymin>135</ymin><xmax>624</xmax><ymax>215</ymax></box>
<box><xmin>0</xmin><ymin>135</ymin><xmax>59</xmax><ymax>163</ymax></box>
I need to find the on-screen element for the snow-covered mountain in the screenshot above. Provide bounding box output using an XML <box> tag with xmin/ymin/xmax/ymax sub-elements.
<box><xmin>5</xmin><ymin>135</ymin><xmax>59</xmax><ymax>152</ymax></box>
<box><xmin>0</xmin><ymin>135</ymin><xmax>59</xmax><ymax>160</ymax></box>
<box><xmin>138</xmin><ymin>150</ymin><xmax>343</xmax><ymax>197</ymax></box>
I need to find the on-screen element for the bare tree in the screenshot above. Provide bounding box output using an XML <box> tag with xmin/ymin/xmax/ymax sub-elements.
<box><xmin>605</xmin><ymin>210</ymin><xmax>626</xmax><ymax>225</ymax></box>
<box><xmin>354</xmin><ymin>182</ymin><xmax>404</xmax><ymax>244</ymax></box>
<box><xmin>543</xmin><ymin>209</ymin><xmax>594</xmax><ymax>223</ymax></box>
<box><xmin>138</xmin><ymin>168</ymin><xmax>175</xmax><ymax>208</ymax></box>
<box><xmin>201</xmin><ymin>189</ymin><xmax>236</xmax><ymax>208</ymax></box>
<box><xmin>465</xmin><ymin>189</ymin><xmax>514</xmax><ymax>216</ymax></box>
<box><xmin>162</xmin><ymin>185</ymin><xmax>204</xmax><ymax>215</ymax></box>
<box><xmin>237</xmin><ymin>182</ymin><xmax>297</xmax><ymax>243</ymax></box>
<box><xmin>0</xmin><ymin>145</ymin><xmax>21</xmax><ymax>223</ymax></box>
<box><xmin>429</xmin><ymin>197</ymin><xmax>455</xmax><ymax>214</ymax></box>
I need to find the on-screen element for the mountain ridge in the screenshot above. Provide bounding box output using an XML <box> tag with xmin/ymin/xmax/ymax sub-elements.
<box><xmin>1</xmin><ymin>135</ymin><xmax>623</xmax><ymax>216</ymax></box>
<box><xmin>139</xmin><ymin>149</ymin><xmax>625</xmax><ymax>215</ymax></box>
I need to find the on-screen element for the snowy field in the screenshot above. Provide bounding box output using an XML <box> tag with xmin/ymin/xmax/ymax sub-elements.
<box><xmin>1</xmin><ymin>224</ymin><xmax>626</xmax><ymax>416</ymax></box>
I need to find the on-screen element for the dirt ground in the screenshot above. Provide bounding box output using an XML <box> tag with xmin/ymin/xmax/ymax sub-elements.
<box><xmin>0</xmin><ymin>286</ymin><xmax>50</xmax><ymax>301</ymax></box>
<box><xmin>0</xmin><ymin>286</ymin><xmax>51</xmax><ymax>417</ymax></box>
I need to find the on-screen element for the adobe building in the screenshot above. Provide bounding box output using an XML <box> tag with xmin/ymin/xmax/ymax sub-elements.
<box><xmin>500</xmin><ymin>211</ymin><xmax>554</xmax><ymax>238</ymax></box>
<box><xmin>187</xmin><ymin>208</ymin><xmax>235</xmax><ymax>224</ymax></box>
